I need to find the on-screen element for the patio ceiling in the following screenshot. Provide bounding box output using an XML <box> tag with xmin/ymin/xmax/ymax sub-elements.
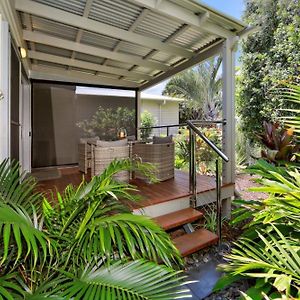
<box><xmin>1</xmin><ymin>0</ymin><xmax>246</xmax><ymax>90</ymax></box>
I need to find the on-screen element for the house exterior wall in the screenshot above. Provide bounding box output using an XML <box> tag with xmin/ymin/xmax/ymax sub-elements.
<box><xmin>141</xmin><ymin>100</ymin><xmax>180</xmax><ymax>136</ymax></box>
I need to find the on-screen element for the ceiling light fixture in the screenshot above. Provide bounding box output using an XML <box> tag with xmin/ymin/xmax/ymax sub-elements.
<box><xmin>19</xmin><ymin>47</ymin><xmax>27</xmax><ymax>58</ymax></box>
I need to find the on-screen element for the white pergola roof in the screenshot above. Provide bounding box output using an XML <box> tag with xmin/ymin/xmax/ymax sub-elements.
<box><xmin>1</xmin><ymin>0</ymin><xmax>246</xmax><ymax>90</ymax></box>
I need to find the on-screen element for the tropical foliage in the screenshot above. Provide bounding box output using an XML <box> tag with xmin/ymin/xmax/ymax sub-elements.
<box><xmin>257</xmin><ymin>121</ymin><xmax>299</xmax><ymax>163</ymax></box>
<box><xmin>238</xmin><ymin>0</ymin><xmax>300</xmax><ymax>140</ymax></box>
<box><xmin>0</xmin><ymin>159</ymin><xmax>190</xmax><ymax>299</ymax></box>
<box><xmin>280</xmin><ymin>81</ymin><xmax>300</xmax><ymax>139</ymax></box>
<box><xmin>140</xmin><ymin>110</ymin><xmax>157</xmax><ymax>140</ymax></box>
<box><xmin>77</xmin><ymin>106</ymin><xmax>135</xmax><ymax>140</ymax></box>
<box><xmin>163</xmin><ymin>56</ymin><xmax>222</xmax><ymax>122</ymax></box>
<box><xmin>215</xmin><ymin>160</ymin><xmax>300</xmax><ymax>299</ymax></box>
<box><xmin>174</xmin><ymin>126</ymin><xmax>222</xmax><ymax>174</ymax></box>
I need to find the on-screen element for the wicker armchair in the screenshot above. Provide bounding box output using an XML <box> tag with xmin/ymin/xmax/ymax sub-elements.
<box><xmin>132</xmin><ymin>141</ymin><xmax>175</xmax><ymax>181</ymax></box>
<box><xmin>78</xmin><ymin>137</ymin><xmax>99</xmax><ymax>174</ymax></box>
<box><xmin>91</xmin><ymin>139</ymin><xmax>129</xmax><ymax>182</ymax></box>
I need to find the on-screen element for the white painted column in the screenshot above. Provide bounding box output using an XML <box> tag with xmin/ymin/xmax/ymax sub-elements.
<box><xmin>222</xmin><ymin>38</ymin><xmax>236</xmax><ymax>216</ymax></box>
<box><xmin>0</xmin><ymin>17</ymin><xmax>10</xmax><ymax>161</ymax></box>
<box><xmin>135</xmin><ymin>90</ymin><xmax>141</xmax><ymax>140</ymax></box>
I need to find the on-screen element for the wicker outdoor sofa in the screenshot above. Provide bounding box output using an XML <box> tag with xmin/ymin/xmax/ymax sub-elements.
<box><xmin>79</xmin><ymin>136</ymin><xmax>175</xmax><ymax>182</ymax></box>
<box><xmin>91</xmin><ymin>139</ymin><xmax>129</xmax><ymax>182</ymax></box>
<box><xmin>132</xmin><ymin>138</ymin><xmax>175</xmax><ymax>181</ymax></box>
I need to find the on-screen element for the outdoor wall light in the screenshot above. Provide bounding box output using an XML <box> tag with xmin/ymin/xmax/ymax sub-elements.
<box><xmin>117</xmin><ymin>128</ymin><xmax>127</xmax><ymax>139</ymax></box>
<box><xmin>19</xmin><ymin>47</ymin><xmax>27</xmax><ymax>58</ymax></box>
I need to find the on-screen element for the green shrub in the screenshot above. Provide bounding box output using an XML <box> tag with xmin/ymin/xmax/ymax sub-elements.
<box><xmin>215</xmin><ymin>160</ymin><xmax>300</xmax><ymax>299</ymax></box>
<box><xmin>0</xmin><ymin>159</ymin><xmax>190</xmax><ymax>299</ymax></box>
<box><xmin>77</xmin><ymin>106</ymin><xmax>135</xmax><ymax>140</ymax></box>
<box><xmin>140</xmin><ymin>110</ymin><xmax>156</xmax><ymax>140</ymax></box>
<box><xmin>174</xmin><ymin>127</ymin><xmax>222</xmax><ymax>175</ymax></box>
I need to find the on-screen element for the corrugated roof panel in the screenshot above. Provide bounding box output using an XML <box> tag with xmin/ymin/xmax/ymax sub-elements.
<box><xmin>80</xmin><ymin>31</ymin><xmax>118</xmax><ymax>50</ymax></box>
<box><xmin>34</xmin><ymin>43</ymin><xmax>73</xmax><ymax>58</ymax></box>
<box><xmin>31</xmin><ymin>0</ymin><xmax>85</xmax><ymax>16</ymax></box>
<box><xmin>117</xmin><ymin>41</ymin><xmax>151</xmax><ymax>57</ymax></box>
<box><xmin>30</xmin><ymin>15</ymin><xmax>78</xmax><ymax>41</ymax></box>
<box><xmin>192</xmin><ymin>37</ymin><xmax>220</xmax><ymax>52</ymax></box>
<box><xmin>89</xmin><ymin>0</ymin><xmax>142</xmax><ymax>30</ymax></box>
<box><xmin>134</xmin><ymin>11</ymin><xmax>182</xmax><ymax>41</ymax></box>
<box><xmin>74</xmin><ymin>52</ymin><xmax>105</xmax><ymax>65</ymax></box>
<box><xmin>172</xmin><ymin>27</ymin><xmax>207</xmax><ymax>47</ymax></box>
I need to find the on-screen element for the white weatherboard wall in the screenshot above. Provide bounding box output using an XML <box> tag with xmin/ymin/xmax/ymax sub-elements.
<box><xmin>141</xmin><ymin>99</ymin><xmax>180</xmax><ymax>136</ymax></box>
<box><xmin>0</xmin><ymin>17</ymin><xmax>10</xmax><ymax>161</ymax></box>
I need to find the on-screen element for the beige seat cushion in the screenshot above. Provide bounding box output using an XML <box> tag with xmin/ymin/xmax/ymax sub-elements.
<box><xmin>79</xmin><ymin>137</ymin><xmax>99</xmax><ymax>144</ymax></box>
<box><xmin>96</xmin><ymin>138</ymin><xmax>128</xmax><ymax>147</ymax></box>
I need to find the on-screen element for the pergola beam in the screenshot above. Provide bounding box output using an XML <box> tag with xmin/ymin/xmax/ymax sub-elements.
<box><xmin>15</xmin><ymin>0</ymin><xmax>193</xmax><ymax>58</ymax></box>
<box><xmin>28</xmin><ymin>50</ymin><xmax>152</xmax><ymax>81</ymax></box>
<box><xmin>139</xmin><ymin>39</ymin><xmax>223</xmax><ymax>91</ymax></box>
<box><xmin>23</xmin><ymin>30</ymin><xmax>169</xmax><ymax>71</ymax></box>
<box><xmin>69</xmin><ymin>0</ymin><xmax>94</xmax><ymax>68</ymax></box>
<box><xmin>0</xmin><ymin>0</ymin><xmax>30</xmax><ymax>75</ymax></box>
<box><xmin>29</xmin><ymin>65</ymin><xmax>139</xmax><ymax>88</ymax></box>
<box><xmin>102</xmin><ymin>8</ymin><xmax>149</xmax><ymax>66</ymax></box>
<box><xmin>127</xmin><ymin>0</ymin><xmax>235</xmax><ymax>38</ymax></box>
<box><xmin>128</xmin><ymin>23</ymin><xmax>192</xmax><ymax>74</ymax></box>
<box><xmin>23</xmin><ymin>13</ymin><xmax>37</xmax><ymax>64</ymax></box>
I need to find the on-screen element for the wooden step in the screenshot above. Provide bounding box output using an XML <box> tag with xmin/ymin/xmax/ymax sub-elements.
<box><xmin>153</xmin><ymin>208</ymin><xmax>203</xmax><ymax>230</ymax></box>
<box><xmin>173</xmin><ymin>229</ymin><xmax>218</xmax><ymax>257</ymax></box>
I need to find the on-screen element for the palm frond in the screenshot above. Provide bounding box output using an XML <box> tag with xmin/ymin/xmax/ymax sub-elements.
<box><xmin>53</xmin><ymin>260</ymin><xmax>190</xmax><ymax>300</ymax></box>
<box><xmin>0</xmin><ymin>159</ymin><xmax>42</xmax><ymax>212</ymax></box>
<box><xmin>0</xmin><ymin>273</ymin><xmax>24</xmax><ymax>300</ymax></box>
<box><xmin>0</xmin><ymin>203</ymin><xmax>50</xmax><ymax>265</ymax></box>
<box><xmin>73</xmin><ymin>213</ymin><xmax>182</xmax><ymax>267</ymax></box>
<box><xmin>278</xmin><ymin>83</ymin><xmax>300</xmax><ymax>138</ymax></box>
<box><xmin>221</xmin><ymin>226</ymin><xmax>300</xmax><ymax>296</ymax></box>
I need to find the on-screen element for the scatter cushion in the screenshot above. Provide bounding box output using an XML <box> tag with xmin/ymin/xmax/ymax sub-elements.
<box><xmin>153</xmin><ymin>135</ymin><xmax>173</xmax><ymax>144</ymax></box>
<box><xmin>96</xmin><ymin>138</ymin><xmax>128</xmax><ymax>147</ymax></box>
<box><xmin>79</xmin><ymin>137</ymin><xmax>99</xmax><ymax>144</ymax></box>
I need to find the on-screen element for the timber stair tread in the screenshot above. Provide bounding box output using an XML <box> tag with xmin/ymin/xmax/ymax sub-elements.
<box><xmin>153</xmin><ymin>208</ymin><xmax>203</xmax><ymax>230</ymax></box>
<box><xmin>172</xmin><ymin>228</ymin><xmax>218</xmax><ymax>257</ymax></box>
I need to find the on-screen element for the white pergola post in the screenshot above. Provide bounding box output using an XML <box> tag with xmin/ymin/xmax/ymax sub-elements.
<box><xmin>222</xmin><ymin>38</ymin><xmax>236</xmax><ymax>217</ymax></box>
<box><xmin>0</xmin><ymin>17</ymin><xmax>10</xmax><ymax>161</ymax></box>
<box><xmin>135</xmin><ymin>90</ymin><xmax>141</xmax><ymax>140</ymax></box>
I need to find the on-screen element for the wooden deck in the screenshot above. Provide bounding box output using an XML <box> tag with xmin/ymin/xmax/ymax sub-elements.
<box><xmin>35</xmin><ymin>166</ymin><xmax>224</xmax><ymax>208</ymax></box>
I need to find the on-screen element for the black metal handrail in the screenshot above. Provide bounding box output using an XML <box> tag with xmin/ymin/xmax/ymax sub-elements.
<box><xmin>137</xmin><ymin>119</ymin><xmax>228</xmax><ymax>244</ymax></box>
<box><xmin>186</xmin><ymin>120</ymin><xmax>229</xmax><ymax>162</ymax></box>
<box><xmin>138</xmin><ymin>120</ymin><xmax>226</xmax><ymax>135</ymax></box>
<box><xmin>186</xmin><ymin>120</ymin><xmax>229</xmax><ymax>245</ymax></box>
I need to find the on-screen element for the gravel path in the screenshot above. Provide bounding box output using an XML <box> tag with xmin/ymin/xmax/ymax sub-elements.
<box><xmin>235</xmin><ymin>172</ymin><xmax>267</xmax><ymax>200</ymax></box>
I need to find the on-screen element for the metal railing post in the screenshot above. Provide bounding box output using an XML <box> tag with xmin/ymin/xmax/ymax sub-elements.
<box><xmin>167</xmin><ymin>126</ymin><xmax>169</xmax><ymax>136</ymax></box>
<box><xmin>189</xmin><ymin>128</ymin><xmax>197</xmax><ymax>208</ymax></box>
<box><xmin>216</xmin><ymin>159</ymin><xmax>222</xmax><ymax>245</ymax></box>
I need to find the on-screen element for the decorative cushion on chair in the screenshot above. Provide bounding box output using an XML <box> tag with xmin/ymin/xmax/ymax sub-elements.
<box><xmin>96</xmin><ymin>139</ymin><xmax>128</xmax><ymax>147</ymax></box>
<box><xmin>153</xmin><ymin>135</ymin><xmax>173</xmax><ymax>144</ymax></box>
